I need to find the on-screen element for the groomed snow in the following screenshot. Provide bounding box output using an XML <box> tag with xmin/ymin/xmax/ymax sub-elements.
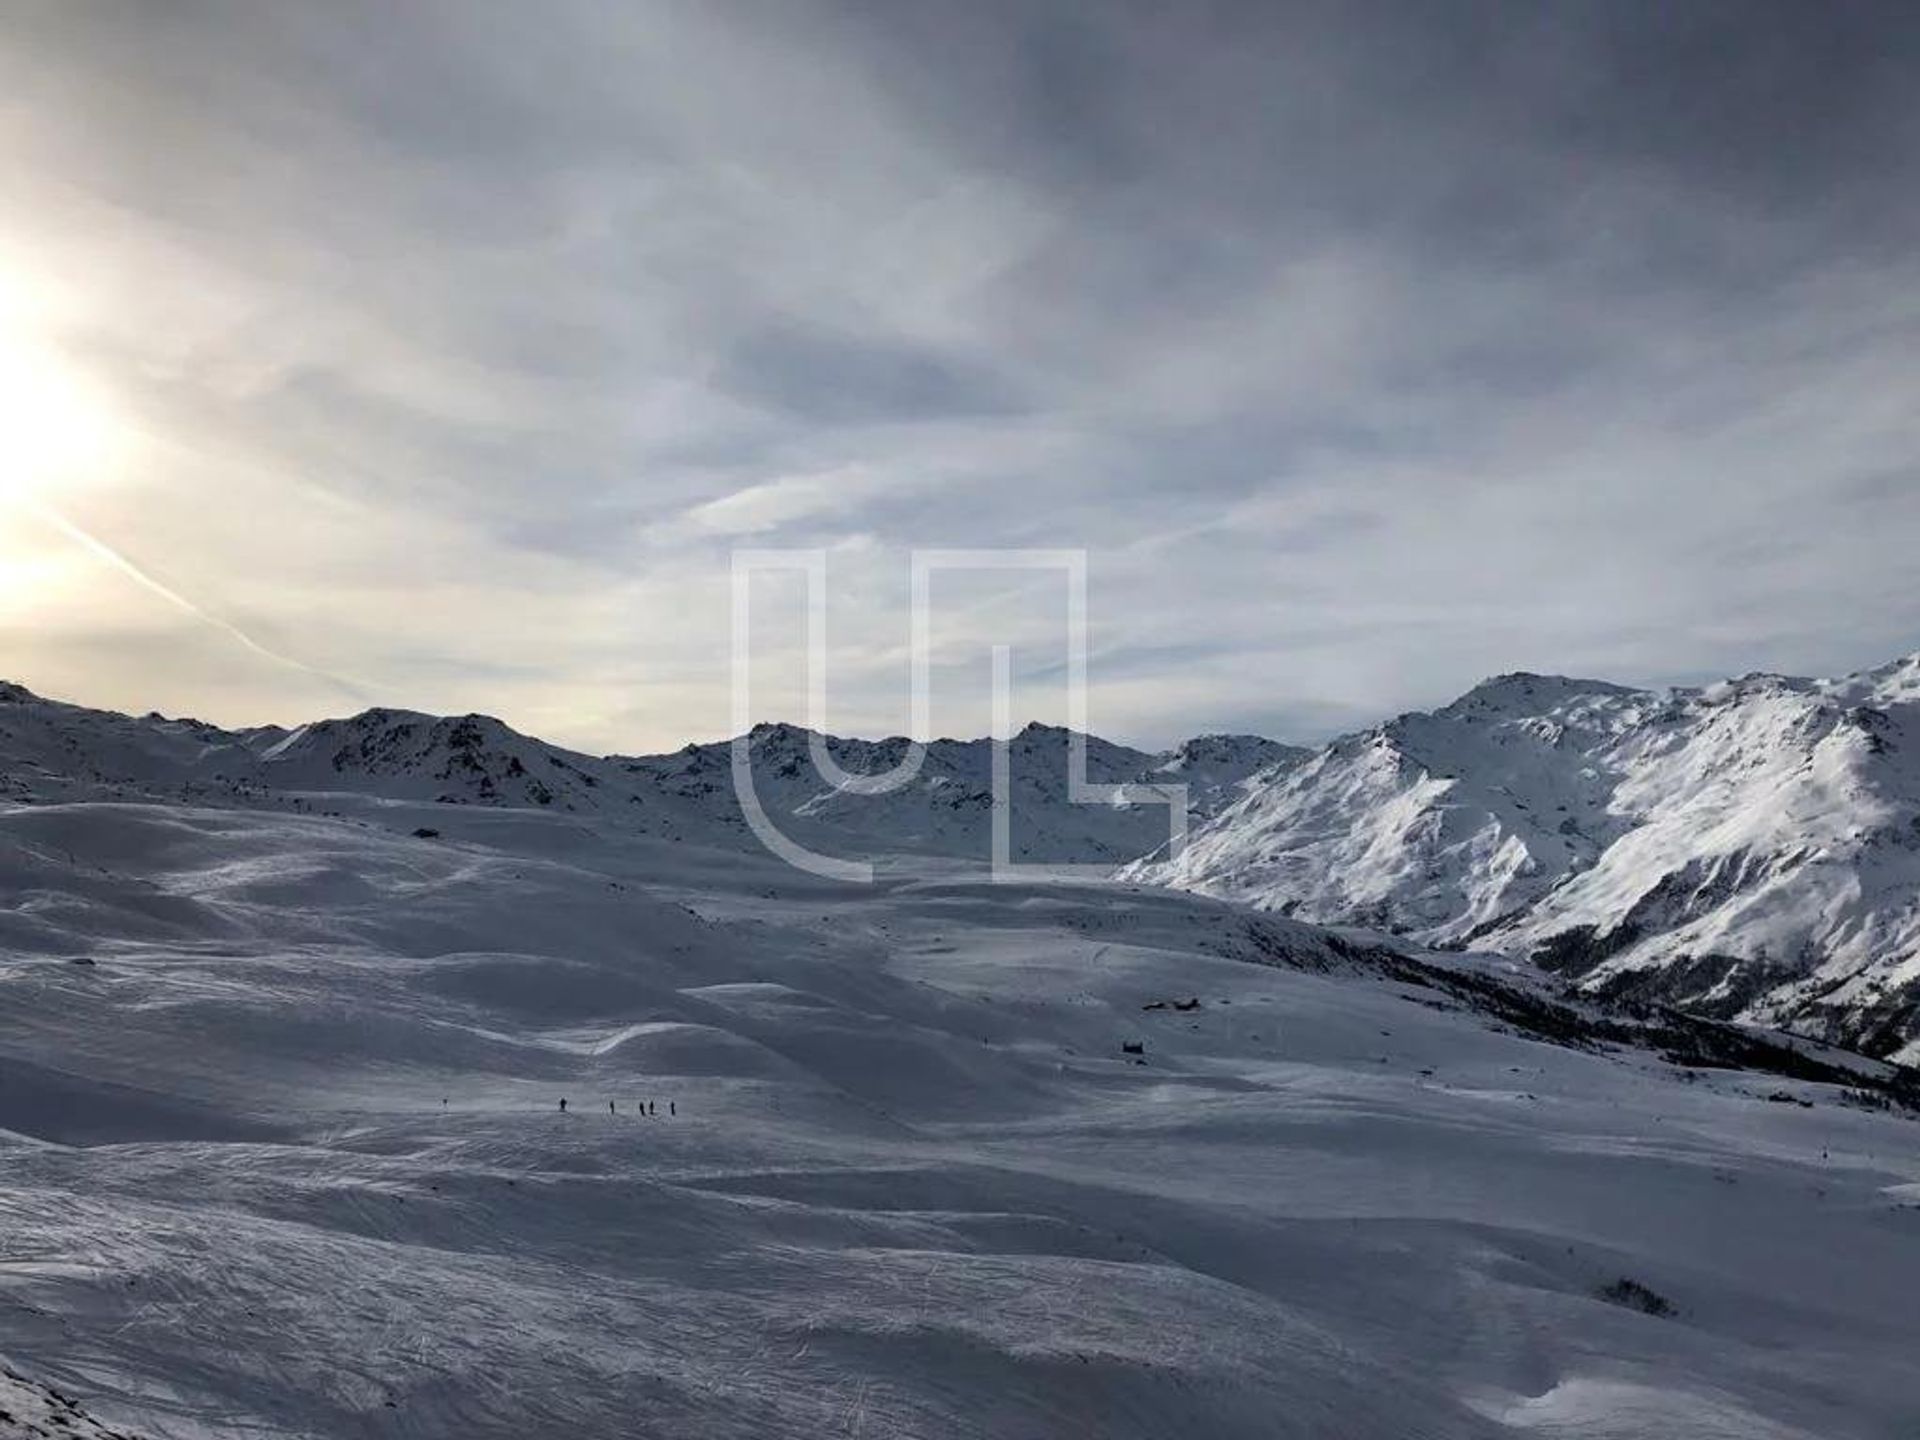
<box><xmin>4</xmin><ymin>797</ymin><xmax>1918</xmax><ymax>1438</ymax></box>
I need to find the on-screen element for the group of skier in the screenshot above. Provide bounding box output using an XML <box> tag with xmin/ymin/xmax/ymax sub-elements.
<box><xmin>557</xmin><ymin>1097</ymin><xmax>674</xmax><ymax>1117</ymax></box>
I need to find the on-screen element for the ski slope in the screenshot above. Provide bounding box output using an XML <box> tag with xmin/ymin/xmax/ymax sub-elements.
<box><xmin>4</xmin><ymin>796</ymin><xmax>1918</xmax><ymax>1438</ymax></box>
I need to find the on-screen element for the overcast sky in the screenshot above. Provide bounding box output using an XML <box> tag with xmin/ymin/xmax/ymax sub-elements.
<box><xmin>3</xmin><ymin>1</ymin><xmax>1917</xmax><ymax>752</ymax></box>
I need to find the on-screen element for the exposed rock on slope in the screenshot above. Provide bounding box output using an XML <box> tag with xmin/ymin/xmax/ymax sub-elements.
<box><xmin>0</xmin><ymin>1367</ymin><xmax>146</xmax><ymax>1440</ymax></box>
<box><xmin>256</xmin><ymin>709</ymin><xmax>635</xmax><ymax>810</ymax></box>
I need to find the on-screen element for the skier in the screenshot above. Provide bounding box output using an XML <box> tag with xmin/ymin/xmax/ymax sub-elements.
<box><xmin>609</xmin><ymin>1100</ymin><xmax>616</xmax><ymax>1114</ymax></box>
<box><xmin>669</xmin><ymin>1101</ymin><xmax>676</xmax><ymax>1117</ymax></box>
<box><xmin>649</xmin><ymin>1100</ymin><xmax>657</xmax><ymax>1117</ymax></box>
<box><xmin>559</xmin><ymin>1097</ymin><xmax>568</xmax><ymax>1113</ymax></box>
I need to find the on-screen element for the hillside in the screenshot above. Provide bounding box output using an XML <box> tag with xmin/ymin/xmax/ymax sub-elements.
<box><xmin>1130</xmin><ymin>656</ymin><xmax>1920</xmax><ymax>1064</ymax></box>
<box><xmin>2</xmin><ymin>793</ymin><xmax>1916</xmax><ymax>1437</ymax></box>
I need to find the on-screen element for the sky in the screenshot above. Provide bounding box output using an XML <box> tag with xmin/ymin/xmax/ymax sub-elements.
<box><xmin>2</xmin><ymin>1</ymin><xmax>1918</xmax><ymax>753</ymax></box>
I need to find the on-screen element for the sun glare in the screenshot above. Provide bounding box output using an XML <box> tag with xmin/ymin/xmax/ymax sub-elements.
<box><xmin>0</xmin><ymin>334</ymin><xmax>124</xmax><ymax>506</ymax></box>
<box><xmin>0</xmin><ymin>261</ymin><xmax>128</xmax><ymax>507</ymax></box>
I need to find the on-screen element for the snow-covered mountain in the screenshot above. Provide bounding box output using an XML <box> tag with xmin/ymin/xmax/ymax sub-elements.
<box><xmin>1129</xmin><ymin>654</ymin><xmax>1920</xmax><ymax>1063</ymax></box>
<box><xmin>5</xmin><ymin>676</ymin><xmax>1920</xmax><ymax>1436</ymax></box>
<box><xmin>620</xmin><ymin>722</ymin><xmax>1303</xmax><ymax>866</ymax></box>
<box><xmin>255</xmin><ymin>708</ymin><xmax>646</xmax><ymax>811</ymax></box>
<box><xmin>0</xmin><ymin>680</ymin><xmax>277</xmax><ymax>806</ymax></box>
<box><xmin>11</xmin><ymin>660</ymin><xmax>1920</xmax><ymax>1061</ymax></box>
<box><xmin>0</xmin><ymin>683</ymin><xmax>1293</xmax><ymax>868</ymax></box>
<box><xmin>1148</xmin><ymin>732</ymin><xmax>1311</xmax><ymax>815</ymax></box>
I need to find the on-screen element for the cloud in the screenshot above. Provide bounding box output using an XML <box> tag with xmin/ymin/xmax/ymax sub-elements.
<box><xmin>668</xmin><ymin>467</ymin><xmax>886</xmax><ymax>538</ymax></box>
<box><xmin>0</xmin><ymin>1</ymin><xmax>1916</xmax><ymax>751</ymax></box>
<box><xmin>23</xmin><ymin>500</ymin><xmax>372</xmax><ymax>699</ymax></box>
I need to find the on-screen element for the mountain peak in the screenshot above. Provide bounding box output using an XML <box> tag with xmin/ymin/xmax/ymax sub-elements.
<box><xmin>747</xmin><ymin>721</ymin><xmax>821</xmax><ymax>746</ymax></box>
<box><xmin>1173</xmin><ymin>731</ymin><xmax>1296</xmax><ymax>754</ymax></box>
<box><xmin>1444</xmin><ymin>672</ymin><xmax>1646</xmax><ymax>716</ymax></box>
<box><xmin>1824</xmin><ymin>651</ymin><xmax>1920</xmax><ymax>707</ymax></box>
<box><xmin>1015</xmin><ymin>720</ymin><xmax>1070</xmax><ymax>739</ymax></box>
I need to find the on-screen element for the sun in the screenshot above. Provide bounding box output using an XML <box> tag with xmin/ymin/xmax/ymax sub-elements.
<box><xmin>0</xmin><ymin>332</ymin><xmax>124</xmax><ymax>507</ymax></box>
<box><xmin>0</xmin><ymin>256</ymin><xmax>129</xmax><ymax>508</ymax></box>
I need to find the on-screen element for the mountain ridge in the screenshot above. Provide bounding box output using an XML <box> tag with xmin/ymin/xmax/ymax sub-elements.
<box><xmin>8</xmin><ymin>655</ymin><xmax>1920</xmax><ymax>1060</ymax></box>
<box><xmin>1130</xmin><ymin>650</ymin><xmax>1920</xmax><ymax>1064</ymax></box>
<box><xmin>0</xmin><ymin>680</ymin><xmax>1303</xmax><ymax>865</ymax></box>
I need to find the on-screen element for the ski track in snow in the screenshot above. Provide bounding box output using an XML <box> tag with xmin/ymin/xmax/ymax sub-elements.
<box><xmin>3</xmin><ymin>797</ymin><xmax>1919</xmax><ymax>1438</ymax></box>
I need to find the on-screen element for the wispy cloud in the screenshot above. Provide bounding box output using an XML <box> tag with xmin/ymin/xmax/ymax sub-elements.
<box><xmin>22</xmin><ymin>499</ymin><xmax>372</xmax><ymax>702</ymax></box>
<box><xmin>1</xmin><ymin>1</ymin><xmax>1916</xmax><ymax>749</ymax></box>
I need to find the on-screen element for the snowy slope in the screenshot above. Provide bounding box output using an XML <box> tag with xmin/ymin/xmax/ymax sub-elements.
<box><xmin>1131</xmin><ymin>675</ymin><xmax>1658</xmax><ymax>939</ymax></box>
<box><xmin>1130</xmin><ymin>656</ymin><xmax>1920</xmax><ymax>1062</ymax></box>
<box><xmin>2</xmin><ymin>794</ymin><xmax>1917</xmax><ymax>1438</ymax></box>
<box><xmin>1148</xmin><ymin>732</ymin><xmax>1310</xmax><ymax>815</ymax></box>
<box><xmin>0</xmin><ymin>682</ymin><xmax>274</xmax><ymax>807</ymax></box>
